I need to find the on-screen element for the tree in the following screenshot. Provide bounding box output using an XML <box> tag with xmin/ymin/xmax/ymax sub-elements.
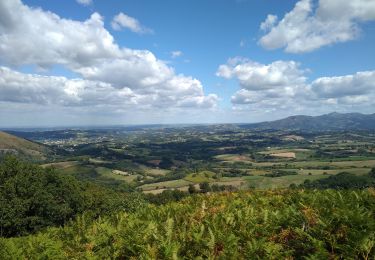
<box><xmin>0</xmin><ymin>156</ymin><xmax>85</xmax><ymax>237</ymax></box>
<box><xmin>188</xmin><ymin>184</ymin><xmax>196</xmax><ymax>194</ymax></box>
<box><xmin>0</xmin><ymin>156</ymin><xmax>140</xmax><ymax>237</ymax></box>
<box><xmin>199</xmin><ymin>182</ymin><xmax>211</xmax><ymax>193</ymax></box>
<box><xmin>369</xmin><ymin>168</ymin><xmax>375</xmax><ymax>178</ymax></box>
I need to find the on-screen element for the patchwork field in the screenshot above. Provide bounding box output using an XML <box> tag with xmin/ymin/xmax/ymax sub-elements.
<box><xmin>245</xmin><ymin>174</ymin><xmax>327</xmax><ymax>189</ymax></box>
<box><xmin>214</xmin><ymin>154</ymin><xmax>252</xmax><ymax>162</ymax></box>
<box><xmin>23</xmin><ymin>127</ymin><xmax>374</xmax><ymax>195</ymax></box>
<box><xmin>139</xmin><ymin>179</ymin><xmax>192</xmax><ymax>191</ymax></box>
<box><xmin>41</xmin><ymin>161</ymin><xmax>79</xmax><ymax>169</ymax></box>
<box><xmin>270</xmin><ymin>152</ymin><xmax>296</xmax><ymax>158</ymax></box>
<box><xmin>96</xmin><ymin>167</ymin><xmax>140</xmax><ymax>182</ymax></box>
<box><xmin>184</xmin><ymin>171</ymin><xmax>216</xmax><ymax>183</ymax></box>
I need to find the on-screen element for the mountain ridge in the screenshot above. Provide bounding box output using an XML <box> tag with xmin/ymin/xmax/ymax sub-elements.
<box><xmin>240</xmin><ymin>112</ymin><xmax>375</xmax><ymax>131</ymax></box>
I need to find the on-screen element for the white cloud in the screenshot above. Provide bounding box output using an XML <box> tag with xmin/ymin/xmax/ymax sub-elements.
<box><xmin>217</xmin><ymin>57</ymin><xmax>375</xmax><ymax>115</ymax></box>
<box><xmin>260</xmin><ymin>14</ymin><xmax>277</xmax><ymax>31</ymax></box>
<box><xmin>111</xmin><ymin>12</ymin><xmax>152</xmax><ymax>34</ymax></box>
<box><xmin>76</xmin><ymin>50</ymin><xmax>174</xmax><ymax>89</ymax></box>
<box><xmin>171</xmin><ymin>50</ymin><xmax>183</xmax><ymax>58</ymax></box>
<box><xmin>0</xmin><ymin>0</ymin><xmax>218</xmax><ymax>117</ymax></box>
<box><xmin>230</xmin><ymin>89</ymin><xmax>264</xmax><ymax>105</ymax></box>
<box><xmin>216</xmin><ymin>57</ymin><xmax>306</xmax><ymax>90</ymax></box>
<box><xmin>311</xmin><ymin>71</ymin><xmax>375</xmax><ymax>98</ymax></box>
<box><xmin>76</xmin><ymin>0</ymin><xmax>92</xmax><ymax>6</ymax></box>
<box><xmin>259</xmin><ymin>0</ymin><xmax>375</xmax><ymax>53</ymax></box>
<box><xmin>0</xmin><ymin>0</ymin><xmax>120</xmax><ymax>68</ymax></box>
<box><xmin>0</xmin><ymin>67</ymin><xmax>136</xmax><ymax>107</ymax></box>
<box><xmin>309</xmin><ymin>71</ymin><xmax>375</xmax><ymax>107</ymax></box>
<box><xmin>0</xmin><ymin>66</ymin><xmax>218</xmax><ymax>110</ymax></box>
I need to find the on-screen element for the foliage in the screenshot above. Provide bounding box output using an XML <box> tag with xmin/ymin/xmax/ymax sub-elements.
<box><xmin>1</xmin><ymin>189</ymin><xmax>374</xmax><ymax>259</ymax></box>
<box><xmin>199</xmin><ymin>182</ymin><xmax>211</xmax><ymax>193</ymax></box>
<box><xmin>369</xmin><ymin>168</ymin><xmax>375</xmax><ymax>178</ymax></box>
<box><xmin>264</xmin><ymin>170</ymin><xmax>298</xmax><ymax>178</ymax></box>
<box><xmin>211</xmin><ymin>184</ymin><xmax>237</xmax><ymax>192</ymax></box>
<box><xmin>300</xmin><ymin>172</ymin><xmax>375</xmax><ymax>189</ymax></box>
<box><xmin>188</xmin><ymin>184</ymin><xmax>196</xmax><ymax>194</ymax></box>
<box><xmin>0</xmin><ymin>156</ymin><xmax>146</xmax><ymax>237</ymax></box>
<box><xmin>0</xmin><ymin>156</ymin><xmax>85</xmax><ymax>237</ymax></box>
<box><xmin>145</xmin><ymin>190</ymin><xmax>188</xmax><ymax>205</ymax></box>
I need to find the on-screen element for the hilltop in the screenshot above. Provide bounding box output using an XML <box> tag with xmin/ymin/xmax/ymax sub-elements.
<box><xmin>241</xmin><ymin>112</ymin><xmax>375</xmax><ymax>131</ymax></box>
<box><xmin>0</xmin><ymin>131</ymin><xmax>49</xmax><ymax>160</ymax></box>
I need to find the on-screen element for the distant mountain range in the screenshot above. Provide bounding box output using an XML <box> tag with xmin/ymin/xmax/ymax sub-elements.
<box><xmin>241</xmin><ymin>112</ymin><xmax>375</xmax><ymax>131</ymax></box>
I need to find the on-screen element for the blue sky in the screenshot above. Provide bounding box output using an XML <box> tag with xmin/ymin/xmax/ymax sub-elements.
<box><xmin>0</xmin><ymin>0</ymin><xmax>375</xmax><ymax>126</ymax></box>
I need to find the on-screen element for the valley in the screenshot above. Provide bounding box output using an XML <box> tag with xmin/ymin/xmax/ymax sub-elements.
<box><xmin>3</xmin><ymin>113</ymin><xmax>375</xmax><ymax>194</ymax></box>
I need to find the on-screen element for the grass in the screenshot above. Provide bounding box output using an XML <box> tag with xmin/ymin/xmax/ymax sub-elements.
<box><xmin>89</xmin><ymin>158</ymin><xmax>112</xmax><ymax>164</ymax></box>
<box><xmin>143</xmin><ymin>168</ymin><xmax>170</xmax><ymax>176</ymax></box>
<box><xmin>259</xmin><ymin>148</ymin><xmax>314</xmax><ymax>159</ymax></box>
<box><xmin>214</xmin><ymin>154</ymin><xmax>252</xmax><ymax>162</ymax></box>
<box><xmin>245</xmin><ymin>174</ymin><xmax>327</xmax><ymax>189</ymax></box>
<box><xmin>56</xmin><ymin>164</ymin><xmax>95</xmax><ymax>175</ymax></box>
<box><xmin>0</xmin><ymin>131</ymin><xmax>47</xmax><ymax>159</ymax></box>
<box><xmin>41</xmin><ymin>161</ymin><xmax>79</xmax><ymax>169</ymax></box>
<box><xmin>247</xmin><ymin>159</ymin><xmax>375</xmax><ymax>169</ymax></box>
<box><xmin>184</xmin><ymin>171</ymin><xmax>216</xmax><ymax>183</ymax></box>
<box><xmin>296</xmin><ymin>167</ymin><xmax>371</xmax><ymax>176</ymax></box>
<box><xmin>96</xmin><ymin>167</ymin><xmax>140</xmax><ymax>183</ymax></box>
<box><xmin>291</xmin><ymin>159</ymin><xmax>375</xmax><ymax>168</ymax></box>
<box><xmin>211</xmin><ymin>177</ymin><xmax>248</xmax><ymax>189</ymax></box>
<box><xmin>139</xmin><ymin>179</ymin><xmax>192</xmax><ymax>191</ymax></box>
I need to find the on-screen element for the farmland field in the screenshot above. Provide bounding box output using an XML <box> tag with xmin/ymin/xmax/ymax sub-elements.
<box><xmin>26</xmin><ymin>127</ymin><xmax>375</xmax><ymax>194</ymax></box>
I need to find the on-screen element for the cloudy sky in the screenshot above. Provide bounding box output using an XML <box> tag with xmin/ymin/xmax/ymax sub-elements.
<box><xmin>0</xmin><ymin>0</ymin><xmax>374</xmax><ymax>127</ymax></box>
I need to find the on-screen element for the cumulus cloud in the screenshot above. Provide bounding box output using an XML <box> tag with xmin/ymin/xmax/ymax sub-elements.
<box><xmin>0</xmin><ymin>0</ymin><xmax>120</xmax><ymax>68</ymax></box>
<box><xmin>0</xmin><ymin>67</ymin><xmax>136</xmax><ymax>107</ymax></box>
<box><xmin>216</xmin><ymin>57</ymin><xmax>306</xmax><ymax>90</ymax></box>
<box><xmin>0</xmin><ymin>67</ymin><xmax>218</xmax><ymax>110</ymax></box>
<box><xmin>76</xmin><ymin>50</ymin><xmax>175</xmax><ymax>89</ymax></box>
<box><xmin>111</xmin><ymin>12</ymin><xmax>152</xmax><ymax>34</ymax></box>
<box><xmin>217</xmin><ymin>58</ymin><xmax>375</xmax><ymax>114</ymax></box>
<box><xmin>0</xmin><ymin>0</ymin><xmax>218</xmax><ymax>116</ymax></box>
<box><xmin>311</xmin><ymin>71</ymin><xmax>375</xmax><ymax>98</ymax></box>
<box><xmin>309</xmin><ymin>71</ymin><xmax>375</xmax><ymax>107</ymax></box>
<box><xmin>259</xmin><ymin>0</ymin><xmax>375</xmax><ymax>53</ymax></box>
<box><xmin>76</xmin><ymin>0</ymin><xmax>92</xmax><ymax>6</ymax></box>
<box><xmin>260</xmin><ymin>14</ymin><xmax>277</xmax><ymax>31</ymax></box>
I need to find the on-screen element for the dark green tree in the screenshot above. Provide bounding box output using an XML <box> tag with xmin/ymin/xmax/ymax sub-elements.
<box><xmin>199</xmin><ymin>182</ymin><xmax>211</xmax><ymax>193</ymax></box>
<box><xmin>369</xmin><ymin>168</ymin><xmax>375</xmax><ymax>178</ymax></box>
<box><xmin>188</xmin><ymin>184</ymin><xmax>196</xmax><ymax>194</ymax></box>
<box><xmin>0</xmin><ymin>156</ymin><xmax>85</xmax><ymax>237</ymax></box>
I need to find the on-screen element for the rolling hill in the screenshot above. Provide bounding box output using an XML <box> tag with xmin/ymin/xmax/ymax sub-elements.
<box><xmin>0</xmin><ymin>131</ymin><xmax>49</xmax><ymax>160</ymax></box>
<box><xmin>241</xmin><ymin>112</ymin><xmax>375</xmax><ymax>131</ymax></box>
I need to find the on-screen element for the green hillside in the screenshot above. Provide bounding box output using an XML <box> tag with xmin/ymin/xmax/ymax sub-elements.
<box><xmin>0</xmin><ymin>131</ymin><xmax>48</xmax><ymax>160</ymax></box>
<box><xmin>1</xmin><ymin>189</ymin><xmax>374</xmax><ymax>259</ymax></box>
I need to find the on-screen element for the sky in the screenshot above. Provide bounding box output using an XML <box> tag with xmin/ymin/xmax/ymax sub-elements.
<box><xmin>0</xmin><ymin>0</ymin><xmax>375</xmax><ymax>127</ymax></box>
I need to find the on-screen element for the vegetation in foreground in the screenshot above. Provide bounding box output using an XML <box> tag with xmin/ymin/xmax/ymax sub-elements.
<box><xmin>1</xmin><ymin>189</ymin><xmax>374</xmax><ymax>259</ymax></box>
<box><xmin>0</xmin><ymin>156</ymin><xmax>144</xmax><ymax>237</ymax></box>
